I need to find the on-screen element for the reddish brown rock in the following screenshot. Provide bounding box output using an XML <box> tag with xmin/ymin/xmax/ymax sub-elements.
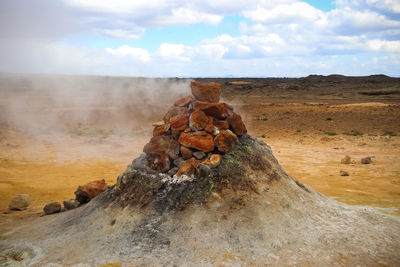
<box><xmin>214</xmin><ymin>119</ymin><xmax>229</xmax><ymax>130</ymax></box>
<box><xmin>202</xmin><ymin>154</ymin><xmax>222</xmax><ymax>168</ymax></box>
<box><xmin>143</xmin><ymin>135</ymin><xmax>180</xmax><ymax>159</ymax></box>
<box><xmin>163</xmin><ymin>106</ymin><xmax>189</xmax><ymax>124</ymax></box>
<box><xmin>176</xmin><ymin>158</ymin><xmax>200</xmax><ymax>176</ymax></box>
<box><xmin>180</xmin><ymin>146</ymin><xmax>193</xmax><ymax>160</ymax></box>
<box><xmin>189</xmin><ymin>109</ymin><xmax>209</xmax><ymax>130</ymax></box>
<box><xmin>193</xmin><ymin>101</ymin><xmax>230</xmax><ymax>119</ymax></box>
<box><xmin>178</xmin><ymin>131</ymin><xmax>215</xmax><ymax>152</ymax></box>
<box><xmin>174</xmin><ymin>95</ymin><xmax>193</xmax><ymax>107</ymax></box>
<box><xmin>214</xmin><ymin>130</ymin><xmax>238</xmax><ymax>153</ymax></box>
<box><xmin>204</xmin><ymin>124</ymin><xmax>215</xmax><ymax>133</ymax></box>
<box><xmin>153</xmin><ymin>123</ymin><xmax>170</xmax><ymax>136</ymax></box>
<box><xmin>228</xmin><ymin>112</ymin><xmax>247</xmax><ymax>136</ymax></box>
<box><xmin>190</xmin><ymin>81</ymin><xmax>221</xmax><ymax>103</ymax></box>
<box><xmin>75</xmin><ymin>179</ymin><xmax>108</xmax><ymax>204</ymax></box>
<box><xmin>170</xmin><ymin>109</ymin><xmax>189</xmax><ymax>129</ymax></box>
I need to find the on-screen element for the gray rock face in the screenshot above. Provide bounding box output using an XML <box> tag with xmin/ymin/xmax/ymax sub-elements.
<box><xmin>43</xmin><ymin>202</ymin><xmax>62</xmax><ymax>215</ymax></box>
<box><xmin>8</xmin><ymin>194</ymin><xmax>30</xmax><ymax>211</ymax></box>
<box><xmin>193</xmin><ymin>151</ymin><xmax>206</xmax><ymax>160</ymax></box>
<box><xmin>63</xmin><ymin>199</ymin><xmax>80</xmax><ymax>210</ymax></box>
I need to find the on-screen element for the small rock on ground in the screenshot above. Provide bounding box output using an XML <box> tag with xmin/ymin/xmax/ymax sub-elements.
<box><xmin>361</xmin><ymin>156</ymin><xmax>372</xmax><ymax>164</ymax></box>
<box><xmin>8</xmin><ymin>194</ymin><xmax>30</xmax><ymax>211</ymax></box>
<box><xmin>63</xmin><ymin>199</ymin><xmax>80</xmax><ymax>210</ymax></box>
<box><xmin>43</xmin><ymin>202</ymin><xmax>62</xmax><ymax>215</ymax></box>
<box><xmin>340</xmin><ymin>170</ymin><xmax>349</xmax><ymax>176</ymax></box>
<box><xmin>341</xmin><ymin>155</ymin><xmax>351</xmax><ymax>164</ymax></box>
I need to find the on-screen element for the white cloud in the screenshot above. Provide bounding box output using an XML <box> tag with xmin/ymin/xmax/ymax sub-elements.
<box><xmin>243</xmin><ymin>2</ymin><xmax>324</xmax><ymax>24</ymax></box>
<box><xmin>102</xmin><ymin>29</ymin><xmax>145</xmax><ymax>40</ymax></box>
<box><xmin>158</xmin><ymin>43</ymin><xmax>187</xmax><ymax>59</ymax></box>
<box><xmin>1</xmin><ymin>0</ymin><xmax>400</xmax><ymax>77</ymax></box>
<box><xmin>106</xmin><ymin>45</ymin><xmax>151</xmax><ymax>62</ymax></box>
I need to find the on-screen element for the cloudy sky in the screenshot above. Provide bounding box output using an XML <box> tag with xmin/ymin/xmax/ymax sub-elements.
<box><xmin>0</xmin><ymin>0</ymin><xmax>399</xmax><ymax>77</ymax></box>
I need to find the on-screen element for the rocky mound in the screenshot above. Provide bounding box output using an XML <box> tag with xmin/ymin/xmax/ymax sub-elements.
<box><xmin>1</xmin><ymin>81</ymin><xmax>400</xmax><ymax>266</ymax></box>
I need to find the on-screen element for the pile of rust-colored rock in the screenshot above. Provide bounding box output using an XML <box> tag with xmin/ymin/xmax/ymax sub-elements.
<box><xmin>143</xmin><ymin>81</ymin><xmax>247</xmax><ymax>177</ymax></box>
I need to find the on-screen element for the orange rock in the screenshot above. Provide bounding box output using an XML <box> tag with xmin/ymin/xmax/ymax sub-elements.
<box><xmin>190</xmin><ymin>81</ymin><xmax>221</xmax><ymax>103</ymax></box>
<box><xmin>178</xmin><ymin>131</ymin><xmax>215</xmax><ymax>152</ymax></box>
<box><xmin>170</xmin><ymin>113</ymin><xmax>189</xmax><ymax>129</ymax></box>
<box><xmin>153</xmin><ymin>123</ymin><xmax>170</xmax><ymax>136</ymax></box>
<box><xmin>176</xmin><ymin>158</ymin><xmax>200</xmax><ymax>176</ymax></box>
<box><xmin>203</xmin><ymin>154</ymin><xmax>222</xmax><ymax>168</ymax></box>
<box><xmin>171</xmin><ymin>125</ymin><xmax>188</xmax><ymax>136</ymax></box>
<box><xmin>214</xmin><ymin>119</ymin><xmax>229</xmax><ymax>130</ymax></box>
<box><xmin>75</xmin><ymin>179</ymin><xmax>108</xmax><ymax>204</ymax></box>
<box><xmin>189</xmin><ymin>109</ymin><xmax>209</xmax><ymax>130</ymax></box>
<box><xmin>228</xmin><ymin>111</ymin><xmax>247</xmax><ymax>136</ymax></box>
<box><xmin>174</xmin><ymin>95</ymin><xmax>193</xmax><ymax>107</ymax></box>
<box><xmin>204</xmin><ymin>124</ymin><xmax>215</xmax><ymax>134</ymax></box>
<box><xmin>163</xmin><ymin>106</ymin><xmax>188</xmax><ymax>124</ymax></box>
<box><xmin>143</xmin><ymin>135</ymin><xmax>180</xmax><ymax>159</ymax></box>
<box><xmin>180</xmin><ymin>146</ymin><xmax>193</xmax><ymax>160</ymax></box>
<box><xmin>193</xmin><ymin>101</ymin><xmax>230</xmax><ymax>119</ymax></box>
<box><xmin>214</xmin><ymin>130</ymin><xmax>238</xmax><ymax>153</ymax></box>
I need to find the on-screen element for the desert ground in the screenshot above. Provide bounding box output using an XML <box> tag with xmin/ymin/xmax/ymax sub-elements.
<box><xmin>0</xmin><ymin>73</ymin><xmax>399</xmax><ymax>232</ymax></box>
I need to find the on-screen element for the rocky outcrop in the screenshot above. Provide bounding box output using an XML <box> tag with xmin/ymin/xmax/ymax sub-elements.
<box><xmin>143</xmin><ymin>81</ymin><xmax>247</xmax><ymax>177</ymax></box>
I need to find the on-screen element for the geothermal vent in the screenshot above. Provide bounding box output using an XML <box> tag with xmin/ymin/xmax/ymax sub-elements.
<box><xmin>1</xmin><ymin>81</ymin><xmax>400</xmax><ymax>266</ymax></box>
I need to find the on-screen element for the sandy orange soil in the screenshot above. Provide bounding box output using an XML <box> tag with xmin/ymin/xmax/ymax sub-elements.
<box><xmin>0</xmin><ymin>75</ymin><xmax>399</xmax><ymax>232</ymax></box>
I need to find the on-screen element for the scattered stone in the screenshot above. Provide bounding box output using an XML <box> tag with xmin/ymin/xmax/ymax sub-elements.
<box><xmin>163</xmin><ymin>106</ymin><xmax>188</xmax><ymax>125</ymax></box>
<box><xmin>8</xmin><ymin>194</ymin><xmax>30</xmax><ymax>211</ymax></box>
<box><xmin>190</xmin><ymin>81</ymin><xmax>221</xmax><ymax>103</ymax></box>
<box><xmin>146</xmin><ymin>153</ymin><xmax>171</xmax><ymax>172</ymax></box>
<box><xmin>171</xmin><ymin>125</ymin><xmax>188</xmax><ymax>136</ymax></box>
<box><xmin>214</xmin><ymin>119</ymin><xmax>229</xmax><ymax>130</ymax></box>
<box><xmin>173</xmin><ymin>157</ymin><xmax>185</xmax><ymax>168</ymax></box>
<box><xmin>43</xmin><ymin>202</ymin><xmax>62</xmax><ymax>215</ymax></box>
<box><xmin>227</xmin><ymin>111</ymin><xmax>247</xmax><ymax>136</ymax></box>
<box><xmin>63</xmin><ymin>199</ymin><xmax>80</xmax><ymax>210</ymax></box>
<box><xmin>214</xmin><ymin>130</ymin><xmax>238</xmax><ymax>153</ymax></box>
<box><xmin>153</xmin><ymin>123</ymin><xmax>170</xmax><ymax>136</ymax></box>
<box><xmin>202</xmin><ymin>154</ymin><xmax>222</xmax><ymax>168</ymax></box>
<box><xmin>178</xmin><ymin>131</ymin><xmax>215</xmax><ymax>152</ymax></box>
<box><xmin>340</xmin><ymin>170</ymin><xmax>349</xmax><ymax>176</ymax></box>
<box><xmin>143</xmin><ymin>135</ymin><xmax>180</xmax><ymax>159</ymax></box>
<box><xmin>193</xmin><ymin>151</ymin><xmax>206</xmax><ymax>160</ymax></box>
<box><xmin>180</xmin><ymin>146</ymin><xmax>193</xmax><ymax>160</ymax></box>
<box><xmin>152</xmin><ymin>121</ymin><xmax>164</xmax><ymax>127</ymax></box>
<box><xmin>75</xmin><ymin>179</ymin><xmax>108</xmax><ymax>204</ymax></box>
<box><xmin>170</xmin><ymin>109</ymin><xmax>189</xmax><ymax>129</ymax></box>
<box><xmin>167</xmin><ymin>167</ymin><xmax>179</xmax><ymax>176</ymax></box>
<box><xmin>361</xmin><ymin>157</ymin><xmax>372</xmax><ymax>164</ymax></box>
<box><xmin>341</xmin><ymin>155</ymin><xmax>351</xmax><ymax>164</ymax></box>
<box><xmin>176</xmin><ymin>158</ymin><xmax>200</xmax><ymax>176</ymax></box>
<box><xmin>189</xmin><ymin>109</ymin><xmax>209</xmax><ymax>130</ymax></box>
<box><xmin>193</xmin><ymin>101</ymin><xmax>230</xmax><ymax>119</ymax></box>
<box><xmin>174</xmin><ymin>95</ymin><xmax>193</xmax><ymax>107</ymax></box>
<box><xmin>197</xmin><ymin>163</ymin><xmax>212</xmax><ymax>177</ymax></box>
